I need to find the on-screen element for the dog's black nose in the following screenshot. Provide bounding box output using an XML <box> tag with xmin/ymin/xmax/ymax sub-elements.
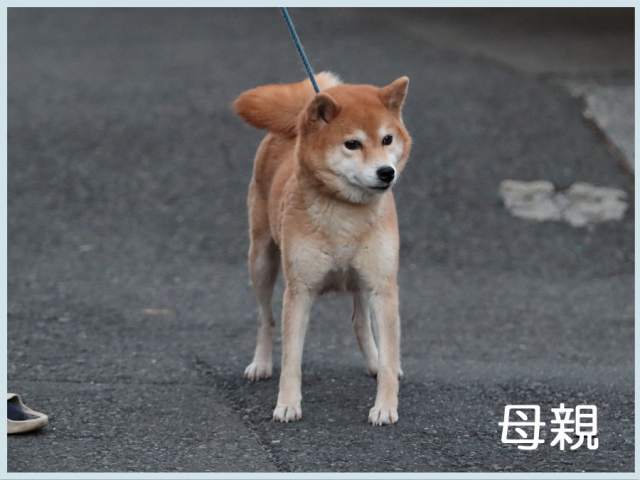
<box><xmin>376</xmin><ymin>166</ymin><xmax>395</xmax><ymax>184</ymax></box>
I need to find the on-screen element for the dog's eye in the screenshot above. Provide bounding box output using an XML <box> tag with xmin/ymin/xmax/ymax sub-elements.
<box><xmin>382</xmin><ymin>135</ymin><xmax>393</xmax><ymax>146</ymax></box>
<box><xmin>344</xmin><ymin>140</ymin><xmax>362</xmax><ymax>150</ymax></box>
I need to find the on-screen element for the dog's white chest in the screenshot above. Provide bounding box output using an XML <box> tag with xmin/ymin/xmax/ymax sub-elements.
<box><xmin>333</xmin><ymin>242</ymin><xmax>358</xmax><ymax>265</ymax></box>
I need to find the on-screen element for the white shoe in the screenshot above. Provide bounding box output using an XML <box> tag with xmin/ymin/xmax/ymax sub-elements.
<box><xmin>7</xmin><ymin>393</ymin><xmax>48</xmax><ymax>434</ymax></box>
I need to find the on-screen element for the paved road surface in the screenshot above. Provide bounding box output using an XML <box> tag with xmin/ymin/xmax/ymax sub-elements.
<box><xmin>8</xmin><ymin>8</ymin><xmax>634</xmax><ymax>472</ymax></box>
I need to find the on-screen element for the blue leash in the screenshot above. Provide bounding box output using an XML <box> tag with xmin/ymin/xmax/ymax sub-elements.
<box><xmin>280</xmin><ymin>7</ymin><xmax>320</xmax><ymax>93</ymax></box>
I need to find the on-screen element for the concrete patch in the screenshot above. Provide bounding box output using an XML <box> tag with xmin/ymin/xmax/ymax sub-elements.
<box><xmin>500</xmin><ymin>180</ymin><xmax>628</xmax><ymax>227</ymax></box>
<box><xmin>583</xmin><ymin>86</ymin><xmax>634</xmax><ymax>172</ymax></box>
<box><xmin>562</xmin><ymin>82</ymin><xmax>635</xmax><ymax>172</ymax></box>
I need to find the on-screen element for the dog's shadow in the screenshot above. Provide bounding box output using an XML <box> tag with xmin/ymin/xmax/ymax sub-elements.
<box><xmin>212</xmin><ymin>364</ymin><xmax>379</xmax><ymax>425</ymax></box>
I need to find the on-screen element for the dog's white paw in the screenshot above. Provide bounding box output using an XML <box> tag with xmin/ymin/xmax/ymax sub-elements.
<box><xmin>244</xmin><ymin>361</ymin><xmax>272</xmax><ymax>381</ymax></box>
<box><xmin>368</xmin><ymin>404</ymin><xmax>398</xmax><ymax>426</ymax></box>
<box><xmin>273</xmin><ymin>402</ymin><xmax>302</xmax><ymax>423</ymax></box>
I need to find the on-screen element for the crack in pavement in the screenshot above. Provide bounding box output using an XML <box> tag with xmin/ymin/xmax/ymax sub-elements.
<box><xmin>192</xmin><ymin>355</ymin><xmax>291</xmax><ymax>473</ymax></box>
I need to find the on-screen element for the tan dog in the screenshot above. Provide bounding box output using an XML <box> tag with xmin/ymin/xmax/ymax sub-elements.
<box><xmin>233</xmin><ymin>72</ymin><xmax>412</xmax><ymax>425</ymax></box>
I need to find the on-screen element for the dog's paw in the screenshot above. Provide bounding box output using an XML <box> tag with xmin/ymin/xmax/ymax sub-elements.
<box><xmin>244</xmin><ymin>361</ymin><xmax>272</xmax><ymax>381</ymax></box>
<box><xmin>273</xmin><ymin>402</ymin><xmax>302</xmax><ymax>423</ymax></box>
<box><xmin>368</xmin><ymin>404</ymin><xmax>398</xmax><ymax>426</ymax></box>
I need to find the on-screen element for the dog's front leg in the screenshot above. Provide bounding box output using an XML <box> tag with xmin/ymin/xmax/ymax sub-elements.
<box><xmin>273</xmin><ymin>285</ymin><xmax>313</xmax><ymax>422</ymax></box>
<box><xmin>368</xmin><ymin>285</ymin><xmax>401</xmax><ymax>425</ymax></box>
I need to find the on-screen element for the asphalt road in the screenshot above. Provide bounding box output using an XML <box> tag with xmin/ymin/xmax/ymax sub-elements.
<box><xmin>8</xmin><ymin>8</ymin><xmax>634</xmax><ymax>472</ymax></box>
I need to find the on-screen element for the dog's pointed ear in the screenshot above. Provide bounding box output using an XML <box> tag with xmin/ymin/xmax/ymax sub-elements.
<box><xmin>379</xmin><ymin>76</ymin><xmax>409</xmax><ymax>114</ymax></box>
<box><xmin>305</xmin><ymin>92</ymin><xmax>341</xmax><ymax>126</ymax></box>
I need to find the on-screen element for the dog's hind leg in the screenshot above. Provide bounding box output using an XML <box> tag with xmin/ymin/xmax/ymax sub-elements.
<box><xmin>244</xmin><ymin>190</ymin><xmax>280</xmax><ymax>381</ymax></box>
<box><xmin>352</xmin><ymin>292</ymin><xmax>379</xmax><ymax>376</ymax></box>
<box><xmin>244</xmin><ymin>235</ymin><xmax>279</xmax><ymax>381</ymax></box>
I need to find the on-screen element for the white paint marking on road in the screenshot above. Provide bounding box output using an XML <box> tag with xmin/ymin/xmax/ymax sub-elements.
<box><xmin>500</xmin><ymin>180</ymin><xmax>628</xmax><ymax>227</ymax></box>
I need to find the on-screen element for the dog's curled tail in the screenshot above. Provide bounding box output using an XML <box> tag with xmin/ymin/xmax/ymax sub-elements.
<box><xmin>233</xmin><ymin>72</ymin><xmax>341</xmax><ymax>137</ymax></box>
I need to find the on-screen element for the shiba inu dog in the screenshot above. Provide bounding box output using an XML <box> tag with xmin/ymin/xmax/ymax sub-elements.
<box><xmin>233</xmin><ymin>72</ymin><xmax>411</xmax><ymax>425</ymax></box>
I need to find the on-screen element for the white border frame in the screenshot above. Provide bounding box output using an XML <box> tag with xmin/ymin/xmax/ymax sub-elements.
<box><xmin>1</xmin><ymin>3</ymin><xmax>637</xmax><ymax>479</ymax></box>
